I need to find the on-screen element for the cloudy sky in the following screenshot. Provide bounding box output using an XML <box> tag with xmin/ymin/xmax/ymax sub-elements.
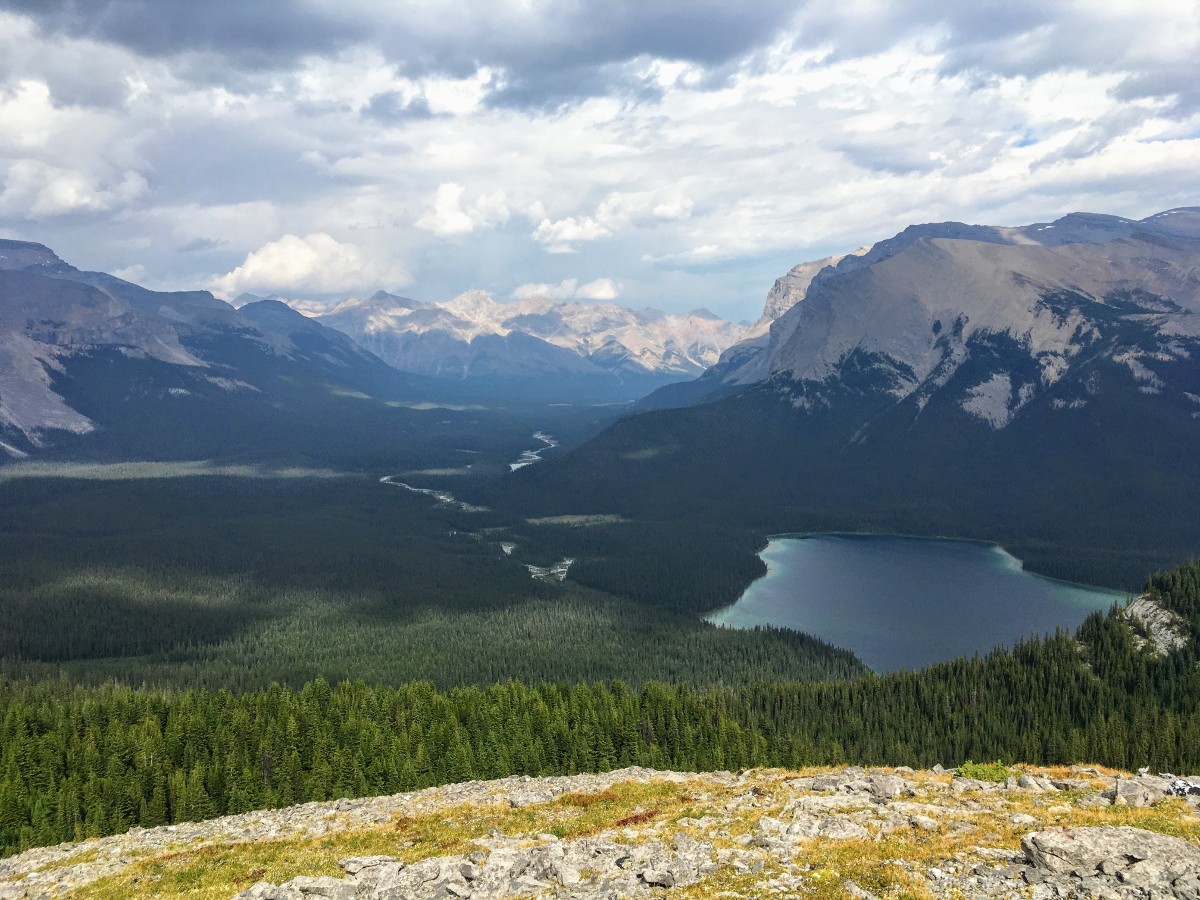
<box><xmin>0</xmin><ymin>1</ymin><xmax>1197</xmax><ymax>320</ymax></box>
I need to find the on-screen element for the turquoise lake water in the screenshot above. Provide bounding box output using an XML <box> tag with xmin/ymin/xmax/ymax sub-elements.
<box><xmin>706</xmin><ymin>534</ymin><xmax>1125</xmax><ymax>672</ymax></box>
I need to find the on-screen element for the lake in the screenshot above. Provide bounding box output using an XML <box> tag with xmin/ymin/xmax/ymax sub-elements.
<box><xmin>706</xmin><ymin>534</ymin><xmax>1125</xmax><ymax>672</ymax></box>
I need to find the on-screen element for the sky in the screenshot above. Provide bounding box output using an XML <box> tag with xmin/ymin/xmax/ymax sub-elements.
<box><xmin>0</xmin><ymin>1</ymin><xmax>1197</xmax><ymax>321</ymax></box>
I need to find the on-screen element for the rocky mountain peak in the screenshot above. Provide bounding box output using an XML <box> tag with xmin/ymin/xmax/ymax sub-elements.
<box><xmin>0</xmin><ymin>239</ymin><xmax>427</xmax><ymax>456</ymax></box>
<box><xmin>742</xmin><ymin>247</ymin><xmax>871</xmax><ymax>344</ymax></box>
<box><xmin>1137</xmin><ymin>206</ymin><xmax>1200</xmax><ymax>239</ymax></box>
<box><xmin>0</xmin><ymin>239</ymin><xmax>66</xmax><ymax>272</ymax></box>
<box><xmin>364</xmin><ymin>289</ymin><xmax>424</xmax><ymax>309</ymax></box>
<box><xmin>238</xmin><ymin>297</ymin><xmax>317</xmax><ymax>330</ymax></box>
<box><xmin>690</xmin><ymin>208</ymin><xmax>1200</xmax><ymax>430</ymax></box>
<box><xmin>443</xmin><ymin>289</ymin><xmax>504</xmax><ymax>321</ymax></box>
<box><xmin>305</xmin><ymin>289</ymin><xmax>745</xmax><ymax>383</ymax></box>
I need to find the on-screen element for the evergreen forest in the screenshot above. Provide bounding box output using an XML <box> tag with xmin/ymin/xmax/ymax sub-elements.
<box><xmin>0</xmin><ymin>559</ymin><xmax>1197</xmax><ymax>855</ymax></box>
<box><xmin>2</xmin><ymin>409</ymin><xmax>1199</xmax><ymax>860</ymax></box>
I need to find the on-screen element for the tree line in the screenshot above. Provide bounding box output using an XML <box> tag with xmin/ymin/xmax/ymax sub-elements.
<box><xmin>2</xmin><ymin>559</ymin><xmax>1197</xmax><ymax>857</ymax></box>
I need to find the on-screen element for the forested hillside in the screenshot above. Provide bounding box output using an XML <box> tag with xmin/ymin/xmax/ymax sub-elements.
<box><xmin>1</xmin><ymin>560</ymin><xmax>1196</xmax><ymax>857</ymax></box>
<box><xmin>0</xmin><ymin>473</ymin><xmax>860</xmax><ymax>690</ymax></box>
<box><xmin>481</xmin><ymin>361</ymin><xmax>1200</xmax><ymax>591</ymax></box>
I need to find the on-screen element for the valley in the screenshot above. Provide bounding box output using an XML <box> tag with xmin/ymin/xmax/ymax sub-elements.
<box><xmin>2</xmin><ymin>208</ymin><xmax>1199</xmax><ymax>872</ymax></box>
<box><xmin>2</xmin><ymin>5</ymin><xmax>1199</xmax><ymax>896</ymax></box>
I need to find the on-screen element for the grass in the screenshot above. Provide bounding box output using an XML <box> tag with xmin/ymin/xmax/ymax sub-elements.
<box><xmin>27</xmin><ymin>847</ymin><xmax>100</xmax><ymax>875</ymax></box>
<box><xmin>669</xmin><ymin>767</ymin><xmax>1200</xmax><ymax>900</ymax></box>
<box><xmin>0</xmin><ymin>461</ymin><xmax>347</xmax><ymax>481</ymax></box>
<box><xmin>956</xmin><ymin>760</ymin><xmax>1015</xmax><ymax>782</ymax></box>
<box><xmin>48</xmin><ymin>767</ymin><xmax>1200</xmax><ymax>900</ymax></box>
<box><xmin>75</xmin><ymin>779</ymin><xmax>689</xmax><ymax>900</ymax></box>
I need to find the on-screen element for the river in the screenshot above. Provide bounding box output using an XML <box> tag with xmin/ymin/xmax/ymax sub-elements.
<box><xmin>510</xmin><ymin>432</ymin><xmax>558</xmax><ymax>471</ymax></box>
<box><xmin>706</xmin><ymin>533</ymin><xmax>1125</xmax><ymax>672</ymax></box>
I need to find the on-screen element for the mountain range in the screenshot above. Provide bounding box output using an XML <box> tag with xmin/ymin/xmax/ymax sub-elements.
<box><xmin>0</xmin><ymin>239</ymin><xmax>436</xmax><ymax>460</ymax></box>
<box><xmin>495</xmin><ymin>207</ymin><xmax>1200</xmax><ymax>588</ymax></box>
<box><xmin>270</xmin><ymin>289</ymin><xmax>744</xmax><ymax>397</ymax></box>
<box><xmin>0</xmin><ymin>239</ymin><xmax>745</xmax><ymax>459</ymax></box>
<box><xmin>6</xmin><ymin>205</ymin><xmax>1200</xmax><ymax>585</ymax></box>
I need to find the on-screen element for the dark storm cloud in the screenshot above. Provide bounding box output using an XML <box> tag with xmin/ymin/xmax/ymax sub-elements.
<box><xmin>5</xmin><ymin>0</ymin><xmax>359</xmax><ymax>66</ymax></box>
<box><xmin>785</xmin><ymin>0</ymin><xmax>1049</xmax><ymax>65</ymax></box>
<box><xmin>468</xmin><ymin>0</ymin><xmax>800</xmax><ymax>79</ymax></box>
<box><xmin>11</xmin><ymin>0</ymin><xmax>800</xmax><ymax>106</ymax></box>
<box><xmin>19</xmin><ymin>0</ymin><xmax>1193</xmax><ymax>125</ymax></box>
<box><xmin>10</xmin><ymin>2</ymin><xmax>1194</xmax><ymax>113</ymax></box>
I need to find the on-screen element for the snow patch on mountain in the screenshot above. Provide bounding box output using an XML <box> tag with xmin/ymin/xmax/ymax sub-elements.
<box><xmin>1113</xmin><ymin>350</ymin><xmax>1165</xmax><ymax>392</ymax></box>
<box><xmin>960</xmin><ymin>373</ymin><xmax>1035</xmax><ymax>428</ymax></box>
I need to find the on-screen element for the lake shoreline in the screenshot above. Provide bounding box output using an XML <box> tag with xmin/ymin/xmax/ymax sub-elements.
<box><xmin>705</xmin><ymin>532</ymin><xmax>1125</xmax><ymax>673</ymax></box>
<box><xmin>756</xmin><ymin>530</ymin><xmax>1130</xmax><ymax>596</ymax></box>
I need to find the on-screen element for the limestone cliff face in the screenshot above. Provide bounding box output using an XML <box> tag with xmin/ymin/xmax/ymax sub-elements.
<box><xmin>739</xmin><ymin>248</ymin><xmax>872</xmax><ymax>345</ymax></box>
<box><xmin>4</xmin><ymin>765</ymin><xmax>1197</xmax><ymax>899</ymax></box>
<box><xmin>694</xmin><ymin>209</ymin><xmax>1200</xmax><ymax>430</ymax></box>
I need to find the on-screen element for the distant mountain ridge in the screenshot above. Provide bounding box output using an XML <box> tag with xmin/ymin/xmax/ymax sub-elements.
<box><xmin>0</xmin><ymin>240</ymin><xmax>430</xmax><ymax>458</ymax></box>
<box><xmin>300</xmin><ymin>289</ymin><xmax>745</xmax><ymax>387</ymax></box>
<box><xmin>0</xmin><ymin>237</ymin><xmax>743</xmax><ymax>459</ymax></box>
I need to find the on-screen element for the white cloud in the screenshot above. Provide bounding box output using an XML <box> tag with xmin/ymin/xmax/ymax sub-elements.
<box><xmin>417</xmin><ymin>183</ymin><xmax>474</xmax><ymax>236</ymax></box>
<box><xmin>0</xmin><ymin>80</ymin><xmax>57</xmax><ymax>150</ymax></box>
<box><xmin>532</xmin><ymin>216</ymin><xmax>611</xmax><ymax>246</ymax></box>
<box><xmin>416</xmin><ymin>182</ymin><xmax>510</xmax><ymax>236</ymax></box>
<box><xmin>513</xmin><ymin>278</ymin><xmax>578</xmax><ymax>300</ymax></box>
<box><xmin>599</xmin><ymin>190</ymin><xmax>694</xmax><ymax>223</ymax></box>
<box><xmin>208</xmin><ymin>234</ymin><xmax>412</xmax><ymax>298</ymax></box>
<box><xmin>530</xmin><ymin>189</ymin><xmax>695</xmax><ymax>252</ymax></box>
<box><xmin>0</xmin><ymin>3</ymin><xmax>1196</xmax><ymax>316</ymax></box>
<box><xmin>643</xmin><ymin>245</ymin><xmax>724</xmax><ymax>265</ymax></box>
<box><xmin>111</xmin><ymin>263</ymin><xmax>147</xmax><ymax>283</ymax></box>
<box><xmin>513</xmin><ymin>277</ymin><xmax>619</xmax><ymax>301</ymax></box>
<box><xmin>652</xmin><ymin>198</ymin><xmax>694</xmax><ymax>220</ymax></box>
<box><xmin>577</xmin><ymin>278</ymin><xmax>619</xmax><ymax>300</ymax></box>
<box><xmin>0</xmin><ymin>160</ymin><xmax>147</xmax><ymax>219</ymax></box>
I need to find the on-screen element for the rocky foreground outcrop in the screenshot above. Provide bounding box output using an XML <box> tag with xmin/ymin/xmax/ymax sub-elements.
<box><xmin>1023</xmin><ymin>828</ymin><xmax>1200</xmax><ymax>898</ymax></box>
<box><xmin>2</xmin><ymin>766</ymin><xmax>1198</xmax><ymax>899</ymax></box>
